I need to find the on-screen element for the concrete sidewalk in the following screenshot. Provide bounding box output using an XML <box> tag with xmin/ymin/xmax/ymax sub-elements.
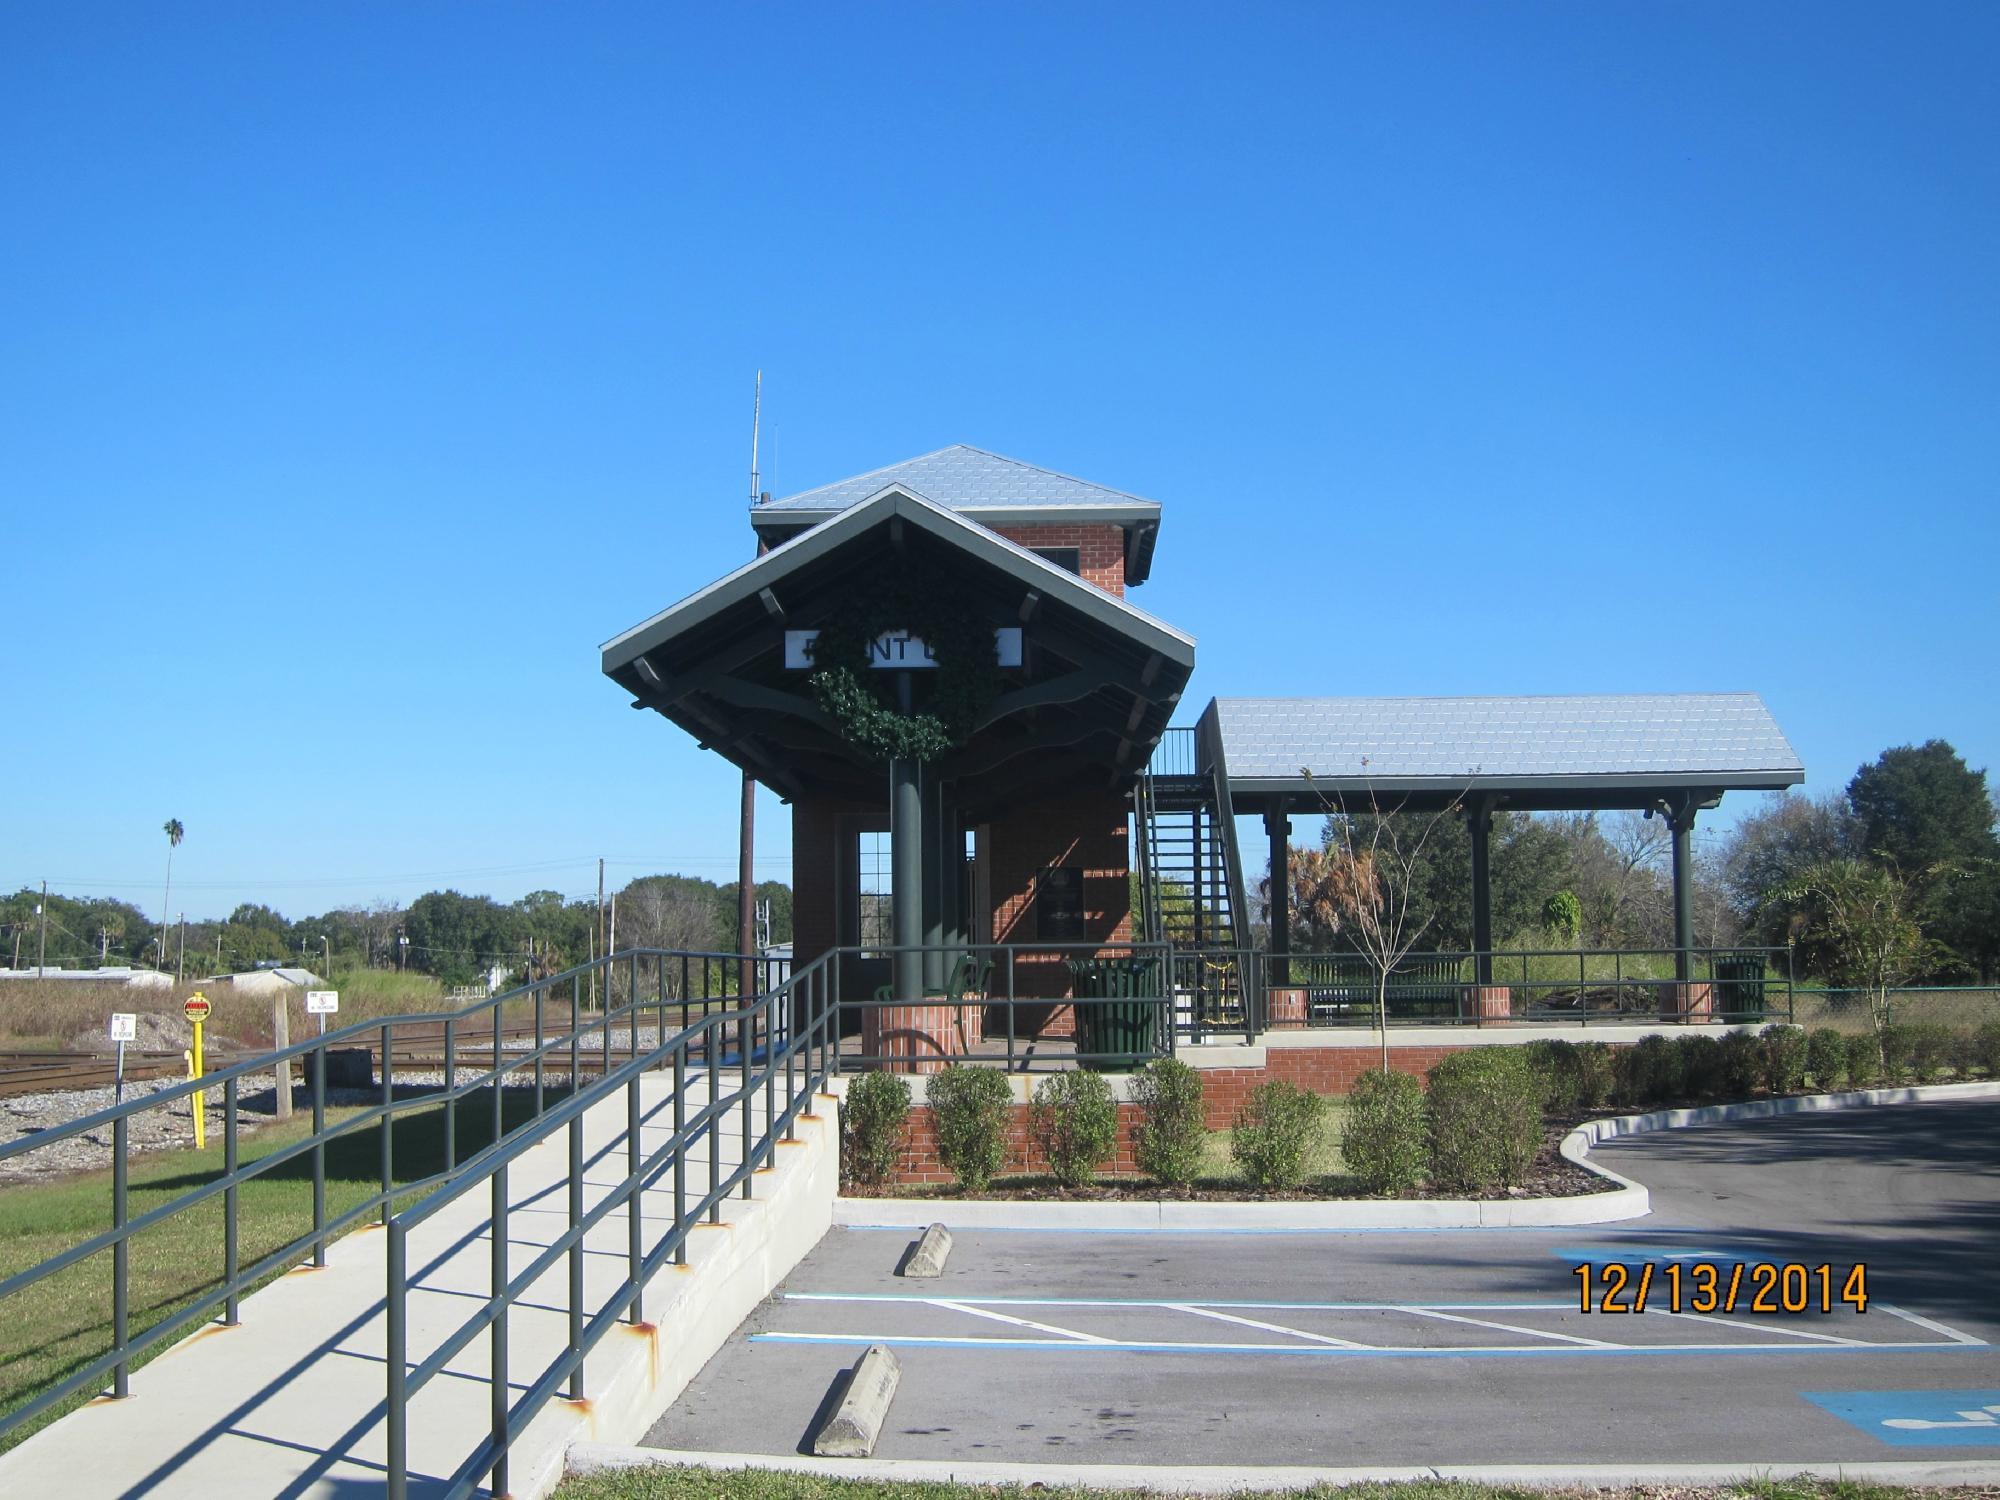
<box><xmin>0</xmin><ymin>1073</ymin><xmax>840</xmax><ymax>1500</ymax></box>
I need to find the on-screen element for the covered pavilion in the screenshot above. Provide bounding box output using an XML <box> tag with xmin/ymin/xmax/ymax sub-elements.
<box><xmin>1197</xmin><ymin>694</ymin><xmax>1805</xmax><ymax>986</ymax></box>
<box><xmin>604</xmin><ymin>445</ymin><xmax>1807</xmax><ymax>1044</ymax></box>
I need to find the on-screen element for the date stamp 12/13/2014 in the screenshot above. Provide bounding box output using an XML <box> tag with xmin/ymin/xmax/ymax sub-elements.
<box><xmin>1574</xmin><ymin>1261</ymin><xmax>1869</xmax><ymax>1316</ymax></box>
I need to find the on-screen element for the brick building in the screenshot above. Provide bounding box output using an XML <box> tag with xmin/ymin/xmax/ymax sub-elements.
<box><xmin>602</xmin><ymin>446</ymin><xmax>1194</xmax><ymax>1050</ymax></box>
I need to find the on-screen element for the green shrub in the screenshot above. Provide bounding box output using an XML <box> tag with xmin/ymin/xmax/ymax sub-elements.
<box><xmin>1573</xmin><ymin>1042</ymin><xmax>1616</xmax><ymax>1110</ymax></box>
<box><xmin>841</xmin><ymin>1070</ymin><xmax>911</xmax><ymax>1186</ymax></box>
<box><xmin>1230</xmin><ymin>1081</ymin><xmax>1326</xmax><ymax>1190</ymax></box>
<box><xmin>1904</xmin><ymin>1022</ymin><xmax>1954</xmax><ymax>1083</ymax></box>
<box><xmin>1029</xmin><ymin>1070</ymin><xmax>1119</xmax><ymax>1189</ymax></box>
<box><xmin>926</xmin><ymin>1064</ymin><xmax>1013</xmax><ymax>1192</ymax></box>
<box><xmin>1843</xmin><ymin>1032</ymin><xmax>1880</xmax><ymax>1088</ymax></box>
<box><xmin>1129</xmin><ymin>1058</ymin><xmax>1207</xmax><ymax>1188</ymax></box>
<box><xmin>1341</xmin><ymin>1069</ymin><xmax>1428</xmax><ymax>1194</ymax></box>
<box><xmin>1971</xmin><ymin>1022</ymin><xmax>2000</xmax><ymax>1078</ymax></box>
<box><xmin>1759</xmin><ymin>1024</ymin><xmax>1807</xmax><ymax>1095</ymax></box>
<box><xmin>1875</xmin><ymin>1024</ymin><xmax>1911</xmax><ymax>1084</ymax></box>
<box><xmin>1675</xmin><ymin>1034</ymin><xmax>1723</xmax><ymax>1101</ymax></box>
<box><xmin>1427</xmin><ymin>1050</ymin><xmax>1541</xmax><ymax>1192</ymax></box>
<box><xmin>1805</xmin><ymin>1027</ymin><xmax>1846</xmax><ymax>1090</ymax></box>
<box><xmin>1625</xmin><ymin>1034</ymin><xmax>1682</xmax><ymax>1106</ymax></box>
<box><xmin>1717</xmin><ymin>1031</ymin><xmax>1765</xmax><ymax>1099</ymax></box>
<box><xmin>1521</xmin><ymin>1039</ymin><xmax>1577</xmax><ymax>1113</ymax></box>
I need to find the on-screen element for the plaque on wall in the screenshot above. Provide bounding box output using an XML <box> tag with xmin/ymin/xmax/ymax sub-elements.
<box><xmin>1036</xmin><ymin>866</ymin><xmax>1086</xmax><ymax>941</ymax></box>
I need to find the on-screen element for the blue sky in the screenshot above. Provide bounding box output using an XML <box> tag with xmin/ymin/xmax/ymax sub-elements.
<box><xmin>4</xmin><ymin>3</ymin><xmax>1996</xmax><ymax>920</ymax></box>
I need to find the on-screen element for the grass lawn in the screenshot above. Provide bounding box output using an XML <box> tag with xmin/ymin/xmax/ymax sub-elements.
<box><xmin>554</xmin><ymin>1466</ymin><xmax>1960</xmax><ymax>1500</ymax></box>
<box><xmin>0</xmin><ymin>1084</ymin><xmax>561</xmax><ymax>1454</ymax></box>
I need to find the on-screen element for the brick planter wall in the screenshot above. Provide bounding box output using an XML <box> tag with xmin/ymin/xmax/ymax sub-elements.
<box><xmin>880</xmin><ymin>1101</ymin><xmax>1152</xmax><ymax>1187</ymax></box>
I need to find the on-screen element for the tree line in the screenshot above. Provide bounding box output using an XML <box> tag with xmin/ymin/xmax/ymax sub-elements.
<box><xmin>1</xmin><ymin>875</ymin><xmax>794</xmax><ymax>991</ymax></box>
<box><xmin>1267</xmin><ymin>738</ymin><xmax>1998</xmax><ymax>984</ymax></box>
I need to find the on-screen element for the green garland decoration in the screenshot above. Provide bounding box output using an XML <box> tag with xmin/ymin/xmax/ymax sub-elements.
<box><xmin>807</xmin><ymin>576</ymin><xmax>1001</xmax><ymax>762</ymax></box>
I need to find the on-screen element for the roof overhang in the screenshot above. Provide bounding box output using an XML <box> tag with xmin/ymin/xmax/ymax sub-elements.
<box><xmin>605</xmin><ymin>486</ymin><xmax>1195</xmax><ymax>808</ymax></box>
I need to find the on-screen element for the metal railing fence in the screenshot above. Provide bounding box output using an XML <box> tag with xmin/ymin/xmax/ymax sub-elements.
<box><xmin>0</xmin><ymin>946</ymin><xmax>777</xmax><ymax>1452</ymax></box>
<box><xmin>827</xmin><ymin>941</ymin><xmax>1177</xmax><ymax>1072</ymax></box>
<box><xmin>1278</xmin><ymin>946</ymin><xmax>1794</xmax><ymax>1026</ymax></box>
<box><xmin>384</xmin><ymin>949</ymin><xmax>838</xmax><ymax>1500</ymax></box>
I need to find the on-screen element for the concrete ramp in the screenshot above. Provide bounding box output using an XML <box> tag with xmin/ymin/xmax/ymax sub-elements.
<box><xmin>0</xmin><ymin>1075</ymin><xmax>840</xmax><ymax>1500</ymax></box>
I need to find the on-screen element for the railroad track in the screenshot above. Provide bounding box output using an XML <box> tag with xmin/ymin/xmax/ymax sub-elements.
<box><xmin>0</xmin><ymin>1004</ymin><xmax>726</xmax><ymax>1101</ymax></box>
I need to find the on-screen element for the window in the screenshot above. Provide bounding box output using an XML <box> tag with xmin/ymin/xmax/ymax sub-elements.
<box><xmin>857</xmin><ymin>830</ymin><xmax>892</xmax><ymax>952</ymax></box>
<box><xmin>1031</xmin><ymin>547</ymin><xmax>1081</xmax><ymax>576</ymax></box>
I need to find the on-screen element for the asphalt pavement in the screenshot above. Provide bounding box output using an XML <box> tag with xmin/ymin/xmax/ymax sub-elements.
<box><xmin>643</xmin><ymin>1095</ymin><xmax>2000</xmax><ymax>1467</ymax></box>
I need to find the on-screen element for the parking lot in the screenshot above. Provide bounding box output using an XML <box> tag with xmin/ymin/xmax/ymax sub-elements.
<box><xmin>645</xmin><ymin>1095</ymin><xmax>2000</xmax><ymax>1467</ymax></box>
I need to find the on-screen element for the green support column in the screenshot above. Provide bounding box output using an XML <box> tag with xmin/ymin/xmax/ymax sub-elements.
<box><xmin>1469</xmin><ymin>796</ymin><xmax>1495</xmax><ymax>986</ymax></box>
<box><xmin>890</xmin><ymin>756</ymin><xmax>924</xmax><ymax>1003</ymax></box>
<box><xmin>921</xmin><ymin>775</ymin><xmax>946</xmax><ymax>991</ymax></box>
<box><xmin>1265</xmin><ymin>804</ymin><xmax>1291</xmax><ymax>986</ymax></box>
<box><xmin>1668</xmin><ymin>795</ymin><xmax>1697</xmax><ymax>983</ymax></box>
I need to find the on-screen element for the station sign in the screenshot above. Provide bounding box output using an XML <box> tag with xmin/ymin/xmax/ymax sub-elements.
<box><xmin>784</xmin><ymin>628</ymin><xmax>1022</xmax><ymax>670</ymax></box>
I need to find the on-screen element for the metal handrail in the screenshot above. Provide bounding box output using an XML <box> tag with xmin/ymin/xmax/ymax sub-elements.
<box><xmin>0</xmin><ymin>945</ymin><xmax>780</xmax><ymax>1449</ymax></box>
<box><xmin>819</xmin><ymin>940</ymin><xmax>1179</xmax><ymax>1071</ymax></box>
<box><xmin>1279</xmin><ymin>945</ymin><xmax>1795</xmax><ymax>1026</ymax></box>
<box><xmin>383</xmin><ymin>948</ymin><xmax>839</xmax><ymax>1499</ymax></box>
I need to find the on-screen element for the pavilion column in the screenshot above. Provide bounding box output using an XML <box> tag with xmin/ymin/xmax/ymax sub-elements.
<box><xmin>1265</xmin><ymin>804</ymin><xmax>1291</xmax><ymax>986</ymax></box>
<box><xmin>1468</xmin><ymin>795</ymin><xmax>1496</xmax><ymax>985</ymax></box>
<box><xmin>1667</xmin><ymin>794</ymin><xmax>1698</xmax><ymax>983</ymax></box>
<box><xmin>921</xmin><ymin>775</ymin><xmax>947</xmax><ymax>991</ymax></box>
<box><xmin>890</xmin><ymin>755</ymin><xmax>924</xmax><ymax>1002</ymax></box>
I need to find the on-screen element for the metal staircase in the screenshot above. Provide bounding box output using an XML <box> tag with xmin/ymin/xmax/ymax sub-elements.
<box><xmin>1135</xmin><ymin>727</ymin><xmax>1254</xmax><ymax>1034</ymax></box>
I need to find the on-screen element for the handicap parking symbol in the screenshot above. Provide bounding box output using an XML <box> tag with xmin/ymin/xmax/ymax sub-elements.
<box><xmin>1804</xmin><ymin>1390</ymin><xmax>2000</xmax><ymax>1447</ymax></box>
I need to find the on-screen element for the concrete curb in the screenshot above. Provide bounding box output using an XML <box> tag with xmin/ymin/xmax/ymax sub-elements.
<box><xmin>811</xmin><ymin>1344</ymin><xmax>901</xmax><ymax>1457</ymax></box>
<box><xmin>831</xmin><ymin>1079</ymin><xmax>2000</xmax><ymax>1232</ymax></box>
<box><xmin>570</xmin><ymin>1444</ymin><xmax>2000</xmax><ymax>1490</ymax></box>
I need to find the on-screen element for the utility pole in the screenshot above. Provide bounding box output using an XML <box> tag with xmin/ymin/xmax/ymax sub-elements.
<box><xmin>595</xmin><ymin>857</ymin><xmax>606</xmax><ymax>1010</ymax></box>
<box><xmin>177</xmin><ymin>913</ymin><xmax>187</xmax><ymax>983</ymax></box>
<box><xmin>37</xmin><ymin>881</ymin><xmax>48</xmax><ymax>976</ymax></box>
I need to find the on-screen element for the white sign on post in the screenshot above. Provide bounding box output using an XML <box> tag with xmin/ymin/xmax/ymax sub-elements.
<box><xmin>108</xmin><ymin>1013</ymin><xmax>137</xmax><ymax>1043</ymax></box>
<box><xmin>305</xmin><ymin>990</ymin><xmax>340</xmax><ymax>1015</ymax></box>
<box><xmin>783</xmin><ymin>628</ymin><xmax>1023</xmax><ymax>670</ymax></box>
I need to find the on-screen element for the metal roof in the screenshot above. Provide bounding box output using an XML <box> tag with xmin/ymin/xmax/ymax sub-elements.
<box><xmin>754</xmin><ymin>444</ymin><xmax>1162</xmax><ymax>519</ymax></box>
<box><xmin>1209</xmin><ymin>693</ymin><xmax>1804</xmax><ymax>793</ymax></box>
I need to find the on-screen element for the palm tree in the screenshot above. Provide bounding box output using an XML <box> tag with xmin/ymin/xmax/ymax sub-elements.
<box><xmin>161</xmin><ymin>819</ymin><xmax>184</xmax><ymax>971</ymax></box>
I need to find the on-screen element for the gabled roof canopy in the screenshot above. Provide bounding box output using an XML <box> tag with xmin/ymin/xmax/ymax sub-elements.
<box><xmin>605</xmin><ymin>486</ymin><xmax>1195</xmax><ymax>811</ymax></box>
<box><xmin>749</xmin><ymin>445</ymin><xmax>1164</xmax><ymax>583</ymax></box>
<box><xmin>1204</xmin><ymin>693</ymin><xmax>1805</xmax><ymax>813</ymax></box>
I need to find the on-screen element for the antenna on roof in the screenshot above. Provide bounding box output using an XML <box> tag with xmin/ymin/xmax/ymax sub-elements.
<box><xmin>749</xmin><ymin>370</ymin><xmax>762</xmax><ymax>505</ymax></box>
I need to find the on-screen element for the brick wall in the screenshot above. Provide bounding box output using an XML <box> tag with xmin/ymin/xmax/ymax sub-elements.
<box><xmin>1191</xmin><ymin>1044</ymin><xmax>1480</xmax><ymax>1128</ymax></box>
<box><xmin>994</xmin><ymin>523</ymin><xmax>1128</xmax><ymax>597</ymax></box>
<box><xmin>882</xmin><ymin>1101</ymin><xmax>1153</xmax><ymax>1186</ymax></box>
<box><xmin>790</xmin><ymin>792</ymin><xmax>880</xmax><ymax>965</ymax></box>
<box><xmin>985</xmin><ymin>788</ymin><xmax>1133</xmax><ymax>1033</ymax></box>
<box><xmin>868</xmin><ymin>1042</ymin><xmax>1502</xmax><ymax>1184</ymax></box>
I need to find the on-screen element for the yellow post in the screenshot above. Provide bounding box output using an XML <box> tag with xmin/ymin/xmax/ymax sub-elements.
<box><xmin>190</xmin><ymin>1017</ymin><xmax>206</xmax><ymax>1149</ymax></box>
<box><xmin>184</xmin><ymin>991</ymin><xmax>211</xmax><ymax>1150</ymax></box>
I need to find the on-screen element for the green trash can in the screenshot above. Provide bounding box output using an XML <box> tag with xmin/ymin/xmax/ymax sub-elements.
<box><xmin>1713</xmin><ymin>952</ymin><xmax>1768</xmax><ymax>1020</ymax></box>
<box><xmin>1067</xmin><ymin>958</ymin><xmax>1161</xmax><ymax>1071</ymax></box>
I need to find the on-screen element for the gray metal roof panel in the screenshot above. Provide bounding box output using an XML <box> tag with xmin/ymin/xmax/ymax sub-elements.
<box><xmin>755</xmin><ymin>445</ymin><xmax>1162</xmax><ymax>518</ymax></box>
<box><xmin>1212</xmin><ymin>694</ymin><xmax>1804</xmax><ymax>784</ymax></box>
